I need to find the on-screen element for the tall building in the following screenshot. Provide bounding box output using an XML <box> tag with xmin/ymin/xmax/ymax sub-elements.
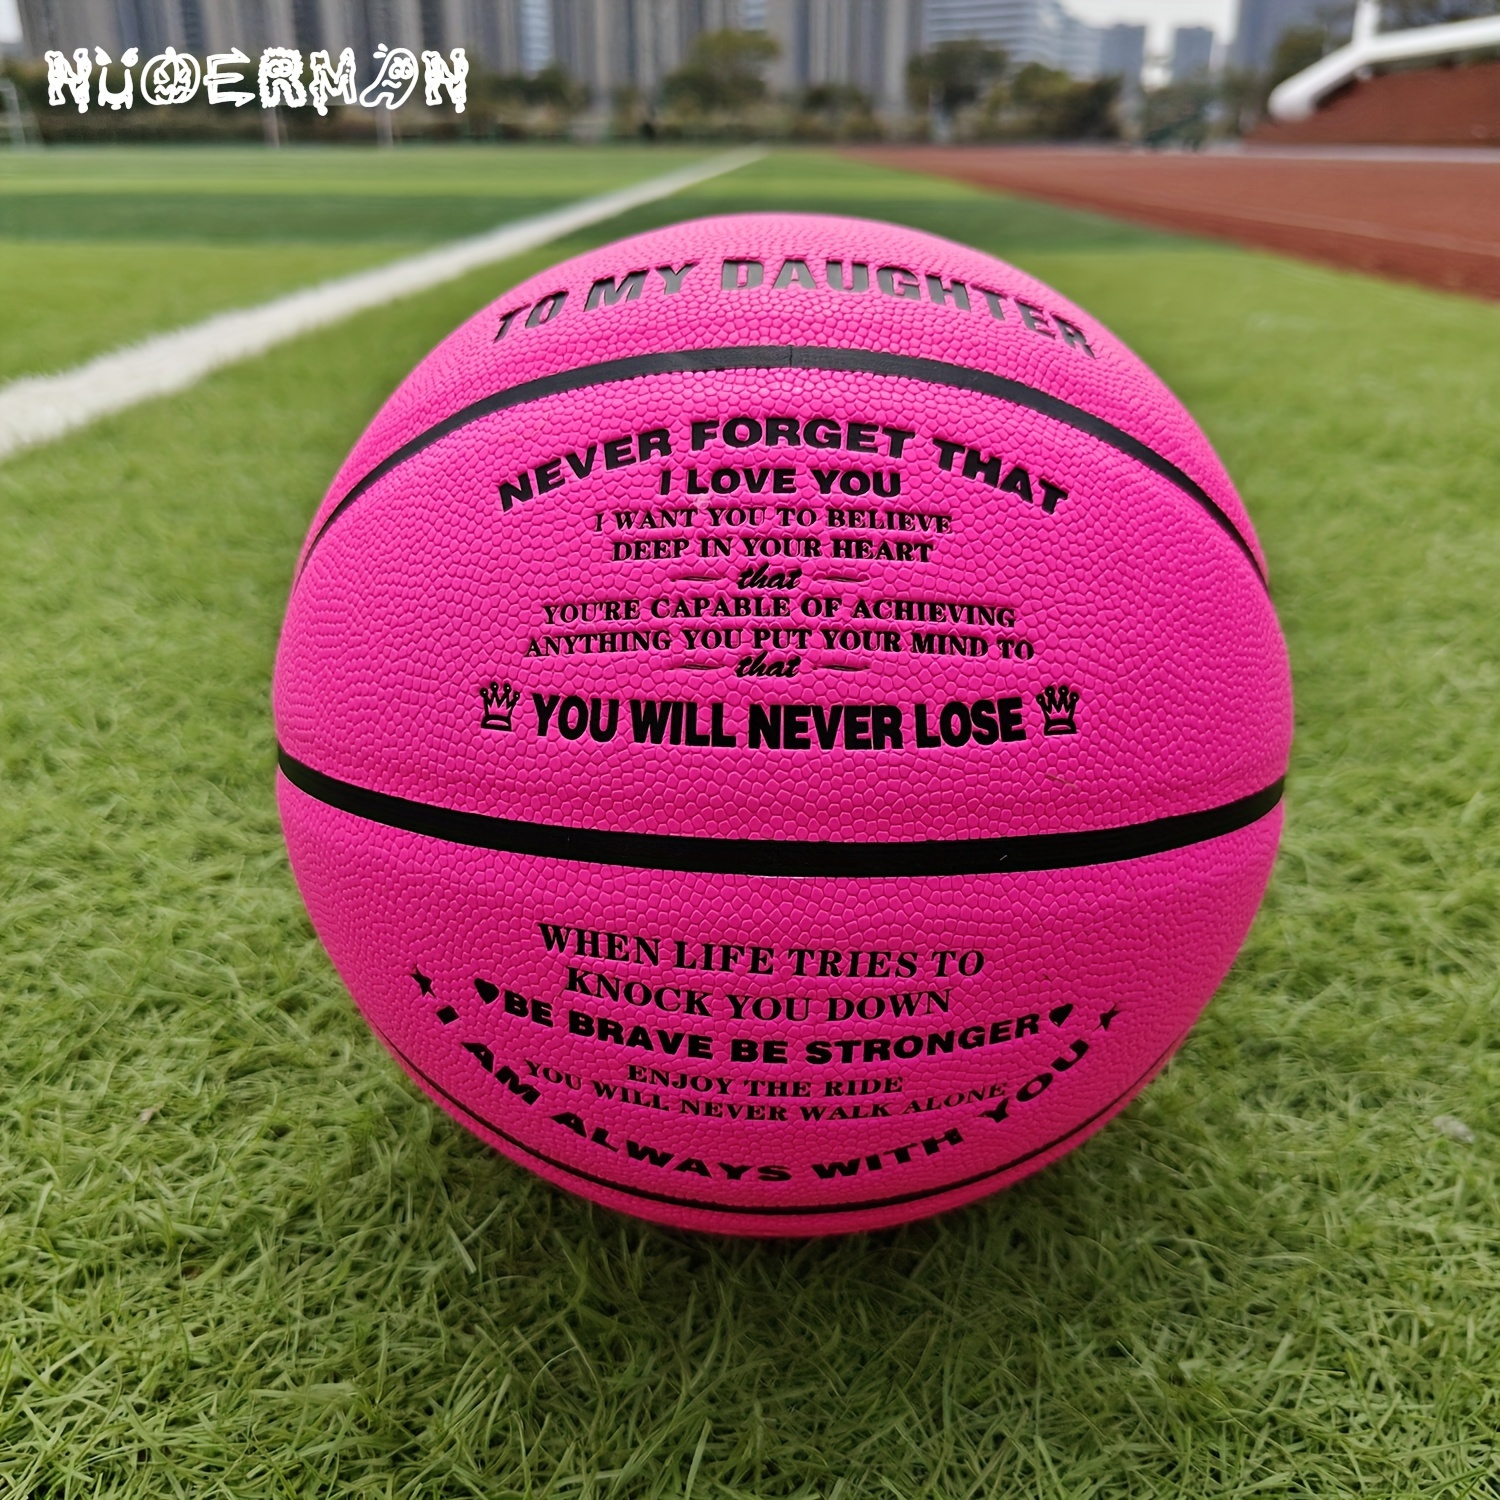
<box><xmin>923</xmin><ymin>0</ymin><xmax>1102</xmax><ymax>76</ymax></box>
<box><xmin>1098</xmin><ymin>21</ymin><xmax>1144</xmax><ymax>91</ymax></box>
<box><xmin>544</xmin><ymin>0</ymin><xmax>741</xmax><ymax>98</ymax></box>
<box><xmin>15</xmin><ymin>0</ymin><xmax>522</xmax><ymax>67</ymax></box>
<box><xmin>1229</xmin><ymin>0</ymin><xmax>1326</xmax><ymax>73</ymax></box>
<box><xmin>518</xmin><ymin>0</ymin><xmax>550</xmax><ymax>70</ymax></box>
<box><xmin>19</xmin><ymin>0</ymin><xmax>141</xmax><ymax>54</ymax></box>
<box><xmin>514</xmin><ymin>0</ymin><xmax>925</xmax><ymax>113</ymax></box>
<box><xmin>763</xmin><ymin>0</ymin><xmax>924</xmax><ymax>112</ymax></box>
<box><xmin>1057</xmin><ymin>7</ymin><xmax>1099</xmax><ymax>79</ymax></box>
<box><xmin>1170</xmin><ymin>23</ymin><xmax>1214</xmax><ymax>80</ymax></box>
<box><xmin>14</xmin><ymin>0</ymin><xmax>925</xmax><ymax>114</ymax></box>
<box><xmin>466</xmin><ymin>0</ymin><xmax>524</xmax><ymax>71</ymax></box>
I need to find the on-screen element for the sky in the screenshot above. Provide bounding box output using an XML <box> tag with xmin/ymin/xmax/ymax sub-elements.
<box><xmin>0</xmin><ymin>0</ymin><xmax>20</xmax><ymax>46</ymax></box>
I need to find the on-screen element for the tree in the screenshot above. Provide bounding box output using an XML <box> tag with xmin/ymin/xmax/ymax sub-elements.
<box><xmin>1216</xmin><ymin>66</ymin><xmax>1270</xmax><ymax>136</ymax></box>
<box><xmin>661</xmin><ymin>29</ymin><xmax>779</xmax><ymax>115</ymax></box>
<box><xmin>1260</xmin><ymin>23</ymin><xmax>1332</xmax><ymax>91</ymax></box>
<box><xmin>1141</xmin><ymin>79</ymin><xmax>1215</xmax><ymax>145</ymax></box>
<box><xmin>1268</xmin><ymin>24</ymin><xmax>1330</xmax><ymax>89</ymax></box>
<box><xmin>793</xmin><ymin>82</ymin><xmax>880</xmax><ymax>139</ymax></box>
<box><xmin>906</xmin><ymin>40</ymin><xmax>1008</xmax><ymax>116</ymax></box>
<box><xmin>1008</xmin><ymin>62</ymin><xmax>1120</xmax><ymax>138</ymax></box>
<box><xmin>519</xmin><ymin>65</ymin><xmax>587</xmax><ymax>111</ymax></box>
<box><xmin>467</xmin><ymin>64</ymin><xmax>586</xmax><ymax>137</ymax></box>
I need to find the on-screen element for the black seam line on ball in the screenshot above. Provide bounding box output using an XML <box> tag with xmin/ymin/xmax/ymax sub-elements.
<box><xmin>298</xmin><ymin>346</ymin><xmax>1266</xmax><ymax>585</ymax></box>
<box><xmin>277</xmin><ymin>748</ymin><xmax>1283</xmax><ymax>877</ymax></box>
<box><xmin>371</xmin><ymin>1016</ymin><xmax>1180</xmax><ymax>1217</ymax></box>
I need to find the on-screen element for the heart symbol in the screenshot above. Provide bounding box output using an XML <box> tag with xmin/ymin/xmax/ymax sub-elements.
<box><xmin>473</xmin><ymin>978</ymin><xmax>499</xmax><ymax>1003</ymax></box>
<box><xmin>1049</xmin><ymin>1004</ymin><xmax>1074</xmax><ymax>1027</ymax></box>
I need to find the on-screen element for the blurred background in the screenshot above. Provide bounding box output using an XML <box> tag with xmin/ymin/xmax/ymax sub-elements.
<box><xmin>3</xmin><ymin>0</ymin><xmax>1497</xmax><ymax>149</ymax></box>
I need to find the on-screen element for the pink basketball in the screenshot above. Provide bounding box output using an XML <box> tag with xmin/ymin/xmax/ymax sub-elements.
<box><xmin>275</xmin><ymin>213</ymin><xmax>1291</xmax><ymax>1235</ymax></box>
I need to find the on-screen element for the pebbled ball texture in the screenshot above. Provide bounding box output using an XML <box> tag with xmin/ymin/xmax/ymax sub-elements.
<box><xmin>274</xmin><ymin>214</ymin><xmax>1292</xmax><ymax>1236</ymax></box>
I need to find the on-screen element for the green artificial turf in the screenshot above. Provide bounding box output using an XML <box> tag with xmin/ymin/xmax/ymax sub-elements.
<box><xmin>2</xmin><ymin>148</ymin><xmax>1498</xmax><ymax>1497</ymax></box>
<box><xmin>0</xmin><ymin>241</ymin><xmax>410</xmax><ymax>382</ymax></box>
<box><xmin>0</xmin><ymin>145</ymin><xmax>704</xmax><ymax>379</ymax></box>
<box><xmin>0</xmin><ymin>144</ymin><xmax>706</xmax><ymax>196</ymax></box>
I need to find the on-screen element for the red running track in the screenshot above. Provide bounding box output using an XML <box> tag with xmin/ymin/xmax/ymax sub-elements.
<box><xmin>845</xmin><ymin>146</ymin><xmax>1500</xmax><ymax>300</ymax></box>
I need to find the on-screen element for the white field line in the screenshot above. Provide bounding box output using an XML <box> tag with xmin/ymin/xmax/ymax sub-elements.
<box><xmin>0</xmin><ymin>149</ymin><xmax>763</xmax><ymax>464</ymax></box>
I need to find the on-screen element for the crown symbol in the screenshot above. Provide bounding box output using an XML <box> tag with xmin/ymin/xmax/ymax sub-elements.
<box><xmin>479</xmin><ymin>680</ymin><xmax>521</xmax><ymax>731</ymax></box>
<box><xmin>1036</xmin><ymin>684</ymin><xmax>1079</xmax><ymax>736</ymax></box>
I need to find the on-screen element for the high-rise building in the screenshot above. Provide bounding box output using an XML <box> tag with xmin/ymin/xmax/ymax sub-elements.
<box><xmin>18</xmin><ymin>0</ymin><xmax>136</xmax><ymax>54</ymax></box>
<box><xmin>1229</xmin><ymin>0</ymin><xmax>1326</xmax><ymax>73</ymax></box>
<box><xmin>536</xmin><ymin>0</ymin><xmax>923</xmax><ymax>113</ymax></box>
<box><xmin>518</xmin><ymin>0</ymin><xmax>550</xmax><ymax>70</ymax></box>
<box><xmin>762</xmin><ymin>0</ymin><xmax>923</xmax><ymax>112</ymax></box>
<box><xmin>15</xmin><ymin>0</ymin><xmax>924</xmax><ymax>114</ymax></box>
<box><xmin>16</xmin><ymin>0</ymin><xmax>536</xmax><ymax>66</ymax></box>
<box><xmin>1170</xmin><ymin>23</ymin><xmax>1214</xmax><ymax>80</ymax></box>
<box><xmin>923</xmin><ymin>0</ymin><xmax>1101</xmax><ymax>77</ymax></box>
<box><xmin>16</xmin><ymin>0</ymin><xmax>467</xmax><ymax>59</ymax></box>
<box><xmin>465</xmin><ymin>0</ymin><xmax>524</xmax><ymax>72</ymax></box>
<box><xmin>1098</xmin><ymin>21</ymin><xmax>1144</xmax><ymax>92</ymax></box>
<box><xmin>544</xmin><ymin>0</ymin><xmax>741</xmax><ymax>99</ymax></box>
<box><xmin>1057</xmin><ymin>7</ymin><xmax>1099</xmax><ymax>79</ymax></box>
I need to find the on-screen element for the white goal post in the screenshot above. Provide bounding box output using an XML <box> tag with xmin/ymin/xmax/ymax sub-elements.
<box><xmin>1269</xmin><ymin>0</ymin><xmax>1500</xmax><ymax>121</ymax></box>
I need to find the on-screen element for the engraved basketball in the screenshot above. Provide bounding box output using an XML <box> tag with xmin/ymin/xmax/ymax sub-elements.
<box><xmin>273</xmin><ymin>213</ymin><xmax>1292</xmax><ymax>1235</ymax></box>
